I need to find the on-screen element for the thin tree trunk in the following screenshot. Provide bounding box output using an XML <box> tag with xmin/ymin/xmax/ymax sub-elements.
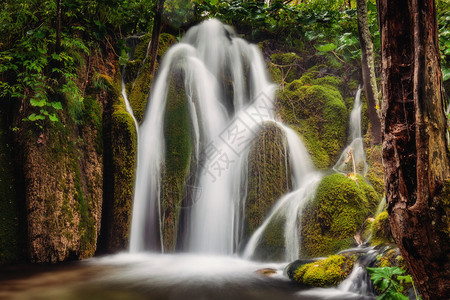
<box><xmin>356</xmin><ymin>0</ymin><xmax>381</xmax><ymax>144</ymax></box>
<box><xmin>56</xmin><ymin>0</ymin><xmax>62</xmax><ymax>54</ymax></box>
<box><xmin>378</xmin><ymin>0</ymin><xmax>450</xmax><ymax>298</ymax></box>
<box><xmin>148</xmin><ymin>0</ymin><xmax>165</xmax><ymax>78</ymax></box>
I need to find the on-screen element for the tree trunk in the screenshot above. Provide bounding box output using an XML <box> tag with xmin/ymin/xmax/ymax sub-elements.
<box><xmin>147</xmin><ymin>0</ymin><xmax>165</xmax><ymax>77</ymax></box>
<box><xmin>378</xmin><ymin>0</ymin><xmax>450</xmax><ymax>298</ymax></box>
<box><xmin>356</xmin><ymin>0</ymin><xmax>381</xmax><ymax>144</ymax></box>
<box><xmin>55</xmin><ymin>0</ymin><xmax>62</xmax><ymax>54</ymax></box>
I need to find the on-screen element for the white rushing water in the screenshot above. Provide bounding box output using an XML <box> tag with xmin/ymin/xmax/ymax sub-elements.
<box><xmin>129</xmin><ymin>18</ymin><xmax>323</xmax><ymax>261</ymax></box>
<box><xmin>333</xmin><ymin>86</ymin><xmax>368</xmax><ymax>175</ymax></box>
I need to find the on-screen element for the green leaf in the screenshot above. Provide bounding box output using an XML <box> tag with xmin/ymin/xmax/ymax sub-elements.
<box><xmin>48</xmin><ymin>114</ymin><xmax>59</xmax><ymax>122</ymax></box>
<box><xmin>51</xmin><ymin>102</ymin><xmax>63</xmax><ymax>110</ymax></box>
<box><xmin>314</xmin><ymin>43</ymin><xmax>337</xmax><ymax>52</ymax></box>
<box><xmin>442</xmin><ymin>67</ymin><xmax>450</xmax><ymax>81</ymax></box>
<box><xmin>30</xmin><ymin>98</ymin><xmax>46</xmax><ymax>107</ymax></box>
<box><xmin>397</xmin><ymin>275</ymin><xmax>412</xmax><ymax>284</ymax></box>
<box><xmin>27</xmin><ymin>113</ymin><xmax>45</xmax><ymax>121</ymax></box>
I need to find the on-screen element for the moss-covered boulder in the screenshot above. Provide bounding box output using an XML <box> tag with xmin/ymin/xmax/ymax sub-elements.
<box><xmin>301</xmin><ymin>173</ymin><xmax>379</xmax><ymax>257</ymax></box>
<box><xmin>105</xmin><ymin>103</ymin><xmax>137</xmax><ymax>252</ymax></box>
<box><xmin>268</xmin><ymin>52</ymin><xmax>303</xmax><ymax>85</ymax></box>
<box><xmin>277</xmin><ymin>71</ymin><xmax>348</xmax><ymax>168</ymax></box>
<box><xmin>241</xmin><ymin>122</ymin><xmax>291</xmax><ymax>260</ymax></box>
<box><xmin>245</xmin><ymin>123</ymin><xmax>290</xmax><ymax>235</ymax></box>
<box><xmin>91</xmin><ymin>72</ymin><xmax>137</xmax><ymax>254</ymax></box>
<box><xmin>127</xmin><ymin>33</ymin><xmax>177</xmax><ymax>123</ymax></box>
<box><xmin>292</xmin><ymin>254</ymin><xmax>355</xmax><ymax>287</ymax></box>
<box><xmin>161</xmin><ymin>70</ymin><xmax>192</xmax><ymax>252</ymax></box>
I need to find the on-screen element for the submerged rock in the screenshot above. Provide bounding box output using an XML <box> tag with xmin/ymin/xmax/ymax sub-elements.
<box><xmin>301</xmin><ymin>173</ymin><xmax>379</xmax><ymax>257</ymax></box>
<box><xmin>255</xmin><ymin>268</ymin><xmax>278</xmax><ymax>276</ymax></box>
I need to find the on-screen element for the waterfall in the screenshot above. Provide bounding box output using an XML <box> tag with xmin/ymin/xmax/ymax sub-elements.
<box><xmin>129</xmin><ymin>19</ymin><xmax>319</xmax><ymax>259</ymax></box>
<box><xmin>333</xmin><ymin>86</ymin><xmax>368</xmax><ymax>175</ymax></box>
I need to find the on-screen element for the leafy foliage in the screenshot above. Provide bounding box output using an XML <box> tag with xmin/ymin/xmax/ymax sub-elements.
<box><xmin>0</xmin><ymin>0</ymin><xmax>157</xmax><ymax>129</ymax></box>
<box><xmin>367</xmin><ymin>266</ymin><xmax>420</xmax><ymax>300</ymax></box>
<box><xmin>438</xmin><ymin>0</ymin><xmax>450</xmax><ymax>82</ymax></box>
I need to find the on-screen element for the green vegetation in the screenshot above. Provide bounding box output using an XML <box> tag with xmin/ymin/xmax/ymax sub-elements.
<box><xmin>293</xmin><ymin>254</ymin><xmax>355</xmax><ymax>287</ymax></box>
<box><xmin>161</xmin><ymin>71</ymin><xmax>192</xmax><ymax>251</ymax></box>
<box><xmin>245</xmin><ymin>123</ymin><xmax>290</xmax><ymax>238</ymax></box>
<box><xmin>127</xmin><ymin>33</ymin><xmax>177</xmax><ymax>123</ymax></box>
<box><xmin>301</xmin><ymin>173</ymin><xmax>379</xmax><ymax>257</ymax></box>
<box><xmin>367</xmin><ymin>266</ymin><xmax>420</xmax><ymax>300</ymax></box>
<box><xmin>370</xmin><ymin>211</ymin><xmax>394</xmax><ymax>246</ymax></box>
<box><xmin>277</xmin><ymin>70</ymin><xmax>348</xmax><ymax>168</ymax></box>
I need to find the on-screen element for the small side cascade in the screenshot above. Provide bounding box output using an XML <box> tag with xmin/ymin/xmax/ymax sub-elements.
<box><xmin>338</xmin><ymin>248</ymin><xmax>377</xmax><ymax>296</ymax></box>
<box><xmin>242</xmin><ymin>123</ymin><xmax>322</xmax><ymax>262</ymax></box>
<box><xmin>333</xmin><ymin>86</ymin><xmax>368</xmax><ymax>176</ymax></box>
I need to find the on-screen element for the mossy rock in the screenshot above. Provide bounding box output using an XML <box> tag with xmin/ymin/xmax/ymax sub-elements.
<box><xmin>17</xmin><ymin>106</ymin><xmax>103</xmax><ymax>262</ymax></box>
<box><xmin>373</xmin><ymin>247</ymin><xmax>405</xmax><ymax>270</ymax></box>
<box><xmin>106</xmin><ymin>102</ymin><xmax>138</xmax><ymax>252</ymax></box>
<box><xmin>364</xmin><ymin>144</ymin><xmax>384</xmax><ymax>195</ymax></box>
<box><xmin>268</xmin><ymin>52</ymin><xmax>303</xmax><ymax>84</ymax></box>
<box><xmin>292</xmin><ymin>254</ymin><xmax>355</xmax><ymax>287</ymax></box>
<box><xmin>127</xmin><ymin>33</ymin><xmax>177</xmax><ymax>123</ymax></box>
<box><xmin>370</xmin><ymin>211</ymin><xmax>394</xmax><ymax>246</ymax></box>
<box><xmin>277</xmin><ymin>74</ymin><xmax>348</xmax><ymax>168</ymax></box>
<box><xmin>301</xmin><ymin>173</ymin><xmax>380</xmax><ymax>257</ymax></box>
<box><xmin>161</xmin><ymin>70</ymin><xmax>192</xmax><ymax>252</ymax></box>
<box><xmin>245</xmin><ymin>123</ymin><xmax>290</xmax><ymax>237</ymax></box>
<box><xmin>250</xmin><ymin>215</ymin><xmax>287</xmax><ymax>262</ymax></box>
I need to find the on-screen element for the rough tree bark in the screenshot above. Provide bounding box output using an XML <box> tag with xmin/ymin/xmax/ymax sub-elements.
<box><xmin>55</xmin><ymin>0</ymin><xmax>62</xmax><ymax>54</ymax></box>
<box><xmin>147</xmin><ymin>0</ymin><xmax>165</xmax><ymax>78</ymax></box>
<box><xmin>378</xmin><ymin>0</ymin><xmax>450</xmax><ymax>298</ymax></box>
<box><xmin>356</xmin><ymin>0</ymin><xmax>381</xmax><ymax>144</ymax></box>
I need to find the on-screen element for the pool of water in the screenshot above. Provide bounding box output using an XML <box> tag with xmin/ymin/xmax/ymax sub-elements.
<box><xmin>0</xmin><ymin>253</ymin><xmax>374</xmax><ymax>300</ymax></box>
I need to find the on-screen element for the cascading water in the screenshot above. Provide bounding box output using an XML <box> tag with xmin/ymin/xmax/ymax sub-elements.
<box><xmin>333</xmin><ymin>86</ymin><xmax>368</xmax><ymax>175</ymax></box>
<box><xmin>128</xmin><ymin>18</ymin><xmax>320</xmax><ymax>259</ymax></box>
<box><xmin>242</xmin><ymin>126</ymin><xmax>322</xmax><ymax>261</ymax></box>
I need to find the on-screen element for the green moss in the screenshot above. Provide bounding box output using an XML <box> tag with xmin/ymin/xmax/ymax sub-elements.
<box><xmin>301</xmin><ymin>173</ymin><xmax>380</xmax><ymax>257</ymax></box>
<box><xmin>311</xmin><ymin>76</ymin><xmax>342</xmax><ymax>90</ymax></box>
<box><xmin>108</xmin><ymin>103</ymin><xmax>138</xmax><ymax>251</ymax></box>
<box><xmin>252</xmin><ymin>215</ymin><xmax>286</xmax><ymax>262</ymax></box>
<box><xmin>277</xmin><ymin>76</ymin><xmax>348</xmax><ymax>168</ymax></box>
<box><xmin>245</xmin><ymin>122</ymin><xmax>290</xmax><ymax>235</ymax></box>
<box><xmin>365</xmin><ymin>145</ymin><xmax>384</xmax><ymax>195</ymax></box>
<box><xmin>127</xmin><ymin>33</ymin><xmax>177</xmax><ymax>123</ymax></box>
<box><xmin>245</xmin><ymin>122</ymin><xmax>291</xmax><ymax>260</ymax></box>
<box><xmin>370</xmin><ymin>211</ymin><xmax>394</xmax><ymax>246</ymax></box>
<box><xmin>293</xmin><ymin>255</ymin><xmax>355</xmax><ymax>287</ymax></box>
<box><xmin>269</xmin><ymin>52</ymin><xmax>303</xmax><ymax>84</ymax></box>
<box><xmin>161</xmin><ymin>71</ymin><xmax>192</xmax><ymax>251</ymax></box>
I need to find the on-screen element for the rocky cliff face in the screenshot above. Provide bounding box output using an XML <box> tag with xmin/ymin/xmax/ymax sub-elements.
<box><xmin>18</xmin><ymin>112</ymin><xmax>103</xmax><ymax>263</ymax></box>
